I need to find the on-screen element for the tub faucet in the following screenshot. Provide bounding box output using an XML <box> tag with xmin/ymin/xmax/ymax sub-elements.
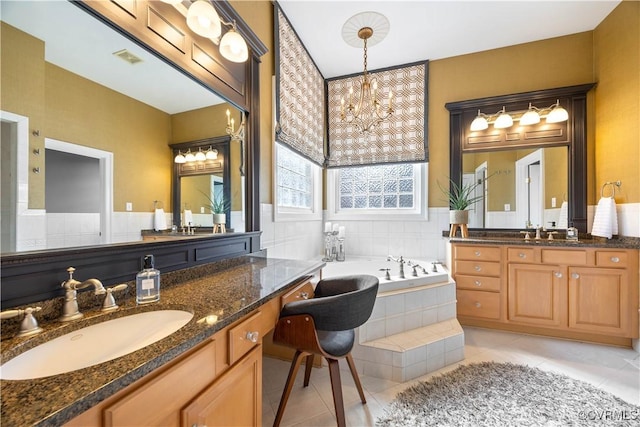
<box><xmin>387</xmin><ymin>255</ymin><xmax>405</xmax><ymax>279</ymax></box>
<box><xmin>60</xmin><ymin>267</ymin><xmax>106</xmax><ymax>322</ymax></box>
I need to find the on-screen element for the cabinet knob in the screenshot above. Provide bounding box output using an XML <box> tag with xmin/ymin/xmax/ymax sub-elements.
<box><xmin>245</xmin><ymin>331</ymin><xmax>259</xmax><ymax>343</ymax></box>
<box><xmin>474</xmin><ymin>280</ymin><xmax>482</xmax><ymax>287</ymax></box>
<box><xmin>554</xmin><ymin>272</ymin><xmax>563</xmax><ymax>278</ymax></box>
<box><xmin>299</xmin><ymin>291</ymin><xmax>309</xmax><ymax>300</ymax></box>
<box><xmin>518</xmin><ymin>253</ymin><xmax>526</xmax><ymax>258</ymax></box>
<box><xmin>474</xmin><ymin>302</ymin><xmax>482</xmax><ymax>308</ymax></box>
<box><xmin>610</xmin><ymin>256</ymin><xmax>620</xmax><ymax>263</ymax></box>
<box><xmin>474</xmin><ymin>251</ymin><xmax>481</xmax><ymax>257</ymax></box>
<box><xmin>474</xmin><ymin>265</ymin><xmax>482</xmax><ymax>272</ymax></box>
<box><xmin>571</xmin><ymin>273</ymin><xmax>580</xmax><ymax>279</ymax></box>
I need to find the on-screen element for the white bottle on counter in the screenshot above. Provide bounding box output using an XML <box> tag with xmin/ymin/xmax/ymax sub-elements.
<box><xmin>136</xmin><ymin>254</ymin><xmax>160</xmax><ymax>304</ymax></box>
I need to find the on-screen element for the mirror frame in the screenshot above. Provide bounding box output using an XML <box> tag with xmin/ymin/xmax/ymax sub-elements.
<box><xmin>446</xmin><ymin>83</ymin><xmax>595</xmax><ymax>233</ymax></box>
<box><xmin>170</xmin><ymin>136</ymin><xmax>232</xmax><ymax>230</ymax></box>
<box><xmin>1</xmin><ymin>1</ymin><xmax>267</xmax><ymax>308</ymax></box>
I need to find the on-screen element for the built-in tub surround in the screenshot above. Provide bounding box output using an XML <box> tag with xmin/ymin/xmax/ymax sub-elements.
<box><xmin>322</xmin><ymin>258</ymin><xmax>464</xmax><ymax>382</ymax></box>
<box><xmin>0</xmin><ymin>256</ymin><xmax>324</xmax><ymax>427</ymax></box>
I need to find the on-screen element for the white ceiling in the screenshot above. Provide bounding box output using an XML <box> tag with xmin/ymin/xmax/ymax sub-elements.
<box><xmin>277</xmin><ymin>0</ymin><xmax>621</xmax><ymax>78</ymax></box>
<box><xmin>1</xmin><ymin>0</ymin><xmax>224</xmax><ymax>114</ymax></box>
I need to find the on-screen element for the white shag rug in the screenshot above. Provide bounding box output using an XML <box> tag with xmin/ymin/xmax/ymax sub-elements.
<box><xmin>377</xmin><ymin>362</ymin><xmax>640</xmax><ymax>426</ymax></box>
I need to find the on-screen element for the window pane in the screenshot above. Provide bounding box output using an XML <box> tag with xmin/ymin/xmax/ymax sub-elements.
<box><xmin>277</xmin><ymin>144</ymin><xmax>313</xmax><ymax>209</ymax></box>
<box><xmin>337</xmin><ymin>163</ymin><xmax>418</xmax><ymax>212</ymax></box>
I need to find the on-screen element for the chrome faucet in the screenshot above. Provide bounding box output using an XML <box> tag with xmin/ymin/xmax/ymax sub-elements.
<box><xmin>387</xmin><ymin>255</ymin><xmax>405</xmax><ymax>279</ymax></box>
<box><xmin>60</xmin><ymin>267</ymin><xmax>106</xmax><ymax>322</ymax></box>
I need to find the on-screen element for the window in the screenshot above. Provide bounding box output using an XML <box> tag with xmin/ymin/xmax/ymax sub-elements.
<box><xmin>327</xmin><ymin>163</ymin><xmax>428</xmax><ymax>220</ymax></box>
<box><xmin>274</xmin><ymin>143</ymin><xmax>322</xmax><ymax>220</ymax></box>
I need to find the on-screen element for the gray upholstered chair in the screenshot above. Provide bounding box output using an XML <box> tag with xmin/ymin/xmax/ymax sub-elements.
<box><xmin>272</xmin><ymin>274</ymin><xmax>379</xmax><ymax>427</ymax></box>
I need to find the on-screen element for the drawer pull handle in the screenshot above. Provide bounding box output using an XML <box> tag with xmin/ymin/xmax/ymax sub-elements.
<box><xmin>474</xmin><ymin>302</ymin><xmax>482</xmax><ymax>308</ymax></box>
<box><xmin>474</xmin><ymin>265</ymin><xmax>482</xmax><ymax>272</ymax></box>
<box><xmin>474</xmin><ymin>251</ymin><xmax>481</xmax><ymax>257</ymax></box>
<box><xmin>474</xmin><ymin>280</ymin><xmax>482</xmax><ymax>287</ymax></box>
<box><xmin>571</xmin><ymin>273</ymin><xmax>580</xmax><ymax>279</ymax></box>
<box><xmin>518</xmin><ymin>253</ymin><xmax>526</xmax><ymax>258</ymax></box>
<box><xmin>245</xmin><ymin>331</ymin><xmax>259</xmax><ymax>343</ymax></box>
<box><xmin>299</xmin><ymin>291</ymin><xmax>309</xmax><ymax>299</ymax></box>
<box><xmin>610</xmin><ymin>256</ymin><xmax>620</xmax><ymax>263</ymax></box>
<box><xmin>554</xmin><ymin>272</ymin><xmax>563</xmax><ymax>278</ymax></box>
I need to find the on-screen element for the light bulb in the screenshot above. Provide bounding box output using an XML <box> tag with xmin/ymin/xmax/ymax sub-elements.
<box><xmin>470</xmin><ymin>110</ymin><xmax>488</xmax><ymax>131</ymax></box>
<box><xmin>174</xmin><ymin>152</ymin><xmax>186</xmax><ymax>163</ymax></box>
<box><xmin>520</xmin><ymin>104</ymin><xmax>540</xmax><ymax>125</ymax></box>
<box><xmin>195</xmin><ymin>149</ymin><xmax>206</xmax><ymax>161</ymax></box>
<box><xmin>206</xmin><ymin>147</ymin><xmax>218</xmax><ymax>160</ymax></box>
<box><xmin>494</xmin><ymin>107</ymin><xmax>513</xmax><ymax>129</ymax></box>
<box><xmin>186</xmin><ymin>1</ymin><xmax>221</xmax><ymax>39</ymax></box>
<box><xmin>185</xmin><ymin>150</ymin><xmax>196</xmax><ymax>162</ymax></box>
<box><xmin>546</xmin><ymin>100</ymin><xmax>568</xmax><ymax>123</ymax></box>
<box><xmin>220</xmin><ymin>28</ymin><xmax>248</xmax><ymax>63</ymax></box>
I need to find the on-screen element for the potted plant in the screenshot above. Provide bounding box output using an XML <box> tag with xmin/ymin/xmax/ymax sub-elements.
<box><xmin>437</xmin><ymin>178</ymin><xmax>486</xmax><ymax>226</ymax></box>
<box><xmin>199</xmin><ymin>190</ymin><xmax>228</xmax><ymax>225</ymax></box>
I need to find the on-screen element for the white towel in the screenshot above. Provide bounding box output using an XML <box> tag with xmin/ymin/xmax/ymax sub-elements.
<box><xmin>183</xmin><ymin>209</ymin><xmax>193</xmax><ymax>226</ymax></box>
<box><xmin>154</xmin><ymin>208</ymin><xmax>167</xmax><ymax>231</ymax></box>
<box><xmin>557</xmin><ymin>201</ymin><xmax>568</xmax><ymax>229</ymax></box>
<box><xmin>591</xmin><ymin>197</ymin><xmax>618</xmax><ymax>239</ymax></box>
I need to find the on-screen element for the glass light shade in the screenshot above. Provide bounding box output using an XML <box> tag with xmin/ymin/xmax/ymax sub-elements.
<box><xmin>195</xmin><ymin>150</ymin><xmax>206</xmax><ymax>161</ymax></box>
<box><xmin>184</xmin><ymin>151</ymin><xmax>196</xmax><ymax>162</ymax></box>
<box><xmin>220</xmin><ymin>29</ymin><xmax>248</xmax><ymax>63</ymax></box>
<box><xmin>520</xmin><ymin>108</ymin><xmax>540</xmax><ymax>125</ymax></box>
<box><xmin>546</xmin><ymin>102</ymin><xmax>569</xmax><ymax>123</ymax></box>
<box><xmin>174</xmin><ymin>152</ymin><xmax>186</xmax><ymax>163</ymax></box>
<box><xmin>470</xmin><ymin>110</ymin><xmax>488</xmax><ymax>131</ymax></box>
<box><xmin>206</xmin><ymin>148</ymin><xmax>218</xmax><ymax>160</ymax></box>
<box><xmin>186</xmin><ymin>1</ymin><xmax>221</xmax><ymax>39</ymax></box>
<box><xmin>494</xmin><ymin>108</ymin><xmax>513</xmax><ymax>129</ymax></box>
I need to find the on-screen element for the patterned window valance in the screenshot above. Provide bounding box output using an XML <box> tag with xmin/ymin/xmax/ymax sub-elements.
<box><xmin>326</xmin><ymin>61</ymin><xmax>429</xmax><ymax>168</ymax></box>
<box><xmin>274</xmin><ymin>5</ymin><xmax>325</xmax><ymax>166</ymax></box>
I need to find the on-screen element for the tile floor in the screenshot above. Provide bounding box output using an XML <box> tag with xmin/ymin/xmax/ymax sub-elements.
<box><xmin>262</xmin><ymin>326</ymin><xmax>640</xmax><ymax>426</ymax></box>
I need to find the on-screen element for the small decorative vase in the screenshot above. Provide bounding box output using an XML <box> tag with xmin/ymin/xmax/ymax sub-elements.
<box><xmin>449</xmin><ymin>210</ymin><xmax>469</xmax><ymax>225</ymax></box>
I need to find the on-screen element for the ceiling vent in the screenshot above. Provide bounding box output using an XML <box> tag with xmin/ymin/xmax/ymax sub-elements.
<box><xmin>112</xmin><ymin>49</ymin><xmax>143</xmax><ymax>65</ymax></box>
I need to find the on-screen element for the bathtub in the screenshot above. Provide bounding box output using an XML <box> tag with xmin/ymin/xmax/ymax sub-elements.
<box><xmin>321</xmin><ymin>257</ymin><xmax>450</xmax><ymax>293</ymax></box>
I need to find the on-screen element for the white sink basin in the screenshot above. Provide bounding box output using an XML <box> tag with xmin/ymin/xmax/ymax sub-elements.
<box><xmin>0</xmin><ymin>310</ymin><xmax>193</xmax><ymax>380</ymax></box>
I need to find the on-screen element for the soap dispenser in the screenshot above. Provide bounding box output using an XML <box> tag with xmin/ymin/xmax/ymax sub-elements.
<box><xmin>136</xmin><ymin>254</ymin><xmax>160</xmax><ymax>304</ymax></box>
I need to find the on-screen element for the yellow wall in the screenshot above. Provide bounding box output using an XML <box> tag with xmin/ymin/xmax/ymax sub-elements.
<box><xmin>593</xmin><ymin>0</ymin><xmax>639</xmax><ymax>204</ymax></box>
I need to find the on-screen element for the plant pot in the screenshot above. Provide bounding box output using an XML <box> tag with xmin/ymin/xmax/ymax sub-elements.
<box><xmin>213</xmin><ymin>213</ymin><xmax>226</xmax><ymax>225</ymax></box>
<box><xmin>449</xmin><ymin>209</ymin><xmax>469</xmax><ymax>225</ymax></box>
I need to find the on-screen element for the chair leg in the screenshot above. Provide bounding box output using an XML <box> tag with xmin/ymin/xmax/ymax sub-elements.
<box><xmin>303</xmin><ymin>354</ymin><xmax>314</xmax><ymax>387</ymax></box>
<box><xmin>346</xmin><ymin>353</ymin><xmax>366</xmax><ymax>404</ymax></box>
<box><xmin>273</xmin><ymin>350</ymin><xmax>306</xmax><ymax>427</ymax></box>
<box><xmin>327</xmin><ymin>358</ymin><xmax>346</xmax><ymax>427</ymax></box>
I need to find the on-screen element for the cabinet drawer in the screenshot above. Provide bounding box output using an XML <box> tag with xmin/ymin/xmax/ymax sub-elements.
<box><xmin>104</xmin><ymin>340</ymin><xmax>217</xmax><ymax>426</ymax></box>
<box><xmin>455</xmin><ymin>260</ymin><xmax>501</xmax><ymax>277</ymax></box>
<box><xmin>455</xmin><ymin>245</ymin><xmax>501</xmax><ymax>261</ymax></box>
<box><xmin>455</xmin><ymin>274</ymin><xmax>501</xmax><ymax>292</ymax></box>
<box><xmin>541</xmin><ymin>249</ymin><xmax>587</xmax><ymax>265</ymax></box>
<box><xmin>229</xmin><ymin>311</ymin><xmax>263</xmax><ymax>365</ymax></box>
<box><xmin>507</xmin><ymin>247</ymin><xmax>535</xmax><ymax>263</ymax></box>
<box><xmin>457</xmin><ymin>289</ymin><xmax>501</xmax><ymax>319</ymax></box>
<box><xmin>281</xmin><ymin>281</ymin><xmax>315</xmax><ymax>307</ymax></box>
<box><xmin>595</xmin><ymin>251</ymin><xmax>629</xmax><ymax>268</ymax></box>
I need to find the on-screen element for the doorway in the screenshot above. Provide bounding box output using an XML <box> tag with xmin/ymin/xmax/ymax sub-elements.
<box><xmin>515</xmin><ymin>149</ymin><xmax>544</xmax><ymax>229</ymax></box>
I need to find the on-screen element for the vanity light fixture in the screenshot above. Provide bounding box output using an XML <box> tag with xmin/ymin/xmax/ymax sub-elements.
<box><xmin>174</xmin><ymin>147</ymin><xmax>218</xmax><ymax>163</ymax></box>
<box><xmin>469</xmin><ymin>99</ymin><xmax>569</xmax><ymax>131</ymax></box>
<box><xmin>162</xmin><ymin>0</ymin><xmax>249</xmax><ymax>63</ymax></box>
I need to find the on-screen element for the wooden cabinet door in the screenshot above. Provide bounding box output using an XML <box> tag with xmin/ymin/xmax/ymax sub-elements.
<box><xmin>508</xmin><ymin>264</ymin><xmax>566</xmax><ymax>327</ymax></box>
<box><xmin>182</xmin><ymin>345</ymin><xmax>262</xmax><ymax>427</ymax></box>
<box><xmin>568</xmin><ymin>267</ymin><xmax>631</xmax><ymax>336</ymax></box>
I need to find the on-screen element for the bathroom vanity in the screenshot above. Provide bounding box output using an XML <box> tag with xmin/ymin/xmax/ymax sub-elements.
<box><xmin>0</xmin><ymin>256</ymin><xmax>323</xmax><ymax>426</ymax></box>
<box><xmin>450</xmin><ymin>236</ymin><xmax>639</xmax><ymax>347</ymax></box>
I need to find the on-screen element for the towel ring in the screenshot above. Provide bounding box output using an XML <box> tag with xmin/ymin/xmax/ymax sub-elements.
<box><xmin>601</xmin><ymin>181</ymin><xmax>621</xmax><ymax>198</ymax></box>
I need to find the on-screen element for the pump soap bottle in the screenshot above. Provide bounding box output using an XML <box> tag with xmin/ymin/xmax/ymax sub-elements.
<box><xmin>136</xmin><ymin>254</ymin><xmax>160</xmax><ymax>304</ymax></box>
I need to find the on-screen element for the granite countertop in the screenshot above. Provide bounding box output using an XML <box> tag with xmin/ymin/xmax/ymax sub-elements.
<box><xmin>0</xmin><ymin>255</ymin><xmax>324</xmax><ymax>427</ymax></box>
<box><xmin>447</xmin><ymin>232</ymin><xmax>640</xmax><ymax>249</ymax></box>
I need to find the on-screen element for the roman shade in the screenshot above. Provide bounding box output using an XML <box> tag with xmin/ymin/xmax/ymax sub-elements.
<box><xmin>326</xmin><ymin>61</ymin><xmax>429</xmax><ymax>168</ymax></box>
<box><xmin>274</xmin><ymin>5</ymin><xmax>325</xmax><ymax>166</ymax></box>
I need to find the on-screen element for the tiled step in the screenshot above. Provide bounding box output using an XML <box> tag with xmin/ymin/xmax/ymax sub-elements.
<box><xmin>351</xmin><ymin>319</ymin><xmax>465</xmax><ymax>382</ymax></box>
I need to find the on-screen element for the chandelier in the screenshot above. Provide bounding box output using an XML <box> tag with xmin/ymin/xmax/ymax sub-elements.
<box><xmin>340</xmin><ymin>13</ymin><xmax>393</xmax><ymax>133</ymax></box>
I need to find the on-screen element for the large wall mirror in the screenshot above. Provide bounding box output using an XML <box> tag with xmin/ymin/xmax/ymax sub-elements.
<box><xmin>446</xmin><ymin>83</ymin><xmax>595</xmax><ymax>233</ymax></box>
<box><xmin>0</xmin><ymin>0</ymin><xmax>258</xmax><ymax>254</ymax></box>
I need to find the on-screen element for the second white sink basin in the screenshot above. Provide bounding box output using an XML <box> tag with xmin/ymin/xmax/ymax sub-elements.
<box><xmin>1</xmin><ymin>309</ymin><xmax>194</xmax><ymax>380</ymax></box>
